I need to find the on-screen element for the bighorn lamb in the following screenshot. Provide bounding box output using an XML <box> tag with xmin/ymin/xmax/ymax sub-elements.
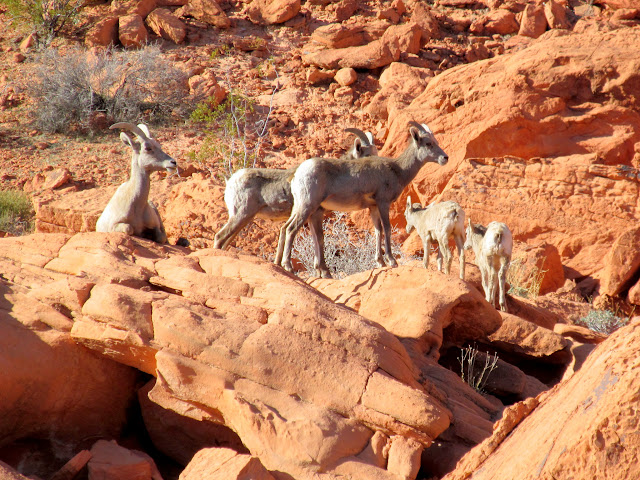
<box><xmin>464</xmin><ymin>219</ymin><xmax>513</xmax><ymax>312</ymax></box>
<box><xmin>213</xmin><ymin>128</ymin><xmax>378</xmax><ymax>257</ymax></box>
<box><xmin>276</xmin><ymin>122</ymin><xmax>449</xmax><ymax>278</ymax></box>
<box><xmin>96</xmin><ymin>123</ymin><xmax>177</xmax><ymax>244</ymax></box>
<box><xmin>404</xmin><ymin>197</ymin><xmax>466</xmax><ymax>279</ymax></box>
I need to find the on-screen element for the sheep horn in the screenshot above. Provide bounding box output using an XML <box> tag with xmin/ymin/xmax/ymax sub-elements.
<box><xmin>408</xmin><ymin>121</ymin><xmax>427</xmax><ymax>133</ymax></box>
<box><xmin>345</xmin><ymin>127</ymin><xmax>372</xmax><ymax>146</ymax></box>
<box><xmin>110</xmin><ymin>122</ymin><xmax>150</xmax><ymax>141</ymax></box>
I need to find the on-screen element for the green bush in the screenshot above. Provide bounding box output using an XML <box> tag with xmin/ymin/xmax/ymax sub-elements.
<box><xmin>189</xmin><ymin>90</ymin><xmax>273</xmax><ymax>177</ymax></box>
<box><xmin>30</xmin><ymin>45</ymin><xmax>189</xmax><ymax>133</ymax></box>
<box><xmin>0</xmin><ymin>190</ymin><xmax>34</xmax><ymax>235</ymax></box>
<box><xmin>0</xmin><ymin>0</ymin><xmax>81</xmax><ymax>46</ymax></box>
<box><xmin>577</xmin><ymin>309</ymin><xmax>628</xmax><ymax>335</ymax></box>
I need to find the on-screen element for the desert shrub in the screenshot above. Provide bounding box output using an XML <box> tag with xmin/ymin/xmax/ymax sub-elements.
<box><xmin>189</xmin><ymin>89</ymin><xmax>274</xmax><ymax>177</ymax></box>
<box><xmin>292</xmin><ymin>212</ymin><xmax>406</xmax><ymax>279</ymax></box>
<box><xmin>507</xmin><ymin>255</ymin><xmax>546</xmax><ymax>299</ymax></box>
<box><xmin>0</xmin><ymin>190</ymin><xmax>34</xmax><ymax>235</ymax></box>
<box><xmin>1</xmin><ymin>0</ymin><xmax>81</xmax><ymax>45</ymax></box>
<box><xmin>29</xmin><ymin>45</ymin><xmax>189</xmax><ymax>133</ymax></box>
<box><xmin>458</xmin><ymin>345</ymin><xmax>499</xmax><ymax>393</ymax></box>
<box><xmin>576</xmin><ymin>309</ymin><xmax>628</xmax><ymax>335</ymax></box>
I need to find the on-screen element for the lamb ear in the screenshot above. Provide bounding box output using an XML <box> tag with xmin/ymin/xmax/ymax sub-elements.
<box><xmin>120</xmin><ymin>131</ymin><xmax>134</xmax><ymax>147</ymax></box>
<box><xmin>137</xmin><ymin>123</ymin><xmax>152</xmax><ymax>139</ymax></box>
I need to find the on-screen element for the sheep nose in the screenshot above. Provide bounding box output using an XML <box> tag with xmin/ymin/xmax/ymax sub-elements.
<box><xmin>440</xmin><ymin>155</ymin><xmax>449</xmax><ymax>165</ymax></box>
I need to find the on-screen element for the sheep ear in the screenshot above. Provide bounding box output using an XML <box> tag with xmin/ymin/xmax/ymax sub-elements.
<box><xmin>406</xmin><ymin>195</ymin><xmax>412</xmax><ymax>207</ymax></box>
<box><xmin>354</xmin><ymin>138</ymin><xmax>363</xmax><ymax>156</ymax></box>
<box><xmin>409</xmin><ymin>126</ymin><xmax>421</xmax><ymax>143</ymax></box>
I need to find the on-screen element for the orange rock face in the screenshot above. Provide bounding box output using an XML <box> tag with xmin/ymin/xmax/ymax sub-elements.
<box><xmin>443</xmin><ymin>318</ymin><xmax>640</xmax><ymax>480</ymax></box>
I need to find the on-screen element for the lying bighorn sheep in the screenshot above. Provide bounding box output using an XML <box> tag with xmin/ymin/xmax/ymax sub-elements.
<box><xmin>275</xmin><ymin>122</ymin><xmax>449</xmax><ymax>278</ymax></box>
<box><xmin>404</xmin><ymin>197</ymin><xmax>466</xmax><ymax>279</ymax></box>
<box><xmin>464</xmin><ymin>219</ymin><xmax>513</xmax><ymax>312</ymax></box>
<box><xmin>96</xmin><ymin>123</ymin><xmax>177</xmax><ymax>244</ymax></box>
<box><xmin>213</xmin><ymin>128</ymin><xmax>378</xmax><ymax>265</ymax></box>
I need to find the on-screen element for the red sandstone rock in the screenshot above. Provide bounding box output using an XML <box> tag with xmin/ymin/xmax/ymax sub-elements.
<box><xmin>544</xmin><ymin>0</ymin><xmax>572</xmax><ymax>29</ymax></box>
<box><xmin>443</xmin><ymin>318</ymin><xmax>640</xmax><ymax>480</ymax></box>
<box><xmin>310</xmin><ymin>21</ymin><xmax>389</xmax><ymax>49</ymax></box>
<box><xmin>471</xmin><ymin>9</ymin><xmax>520</xmax><ymax>35</ymax></box>
<box><xmin>146</xmin><ymin>8</ymin><xmax>186</xmax><ymax>44</ymax></box>
<box><xmin>179</xmin><ymin>448</ymin><xmax>275</xmax><ymax>480</ymax></box>
<box><xmin>335</xmin><ymin>67</ymin><xmax>357</xmax><ymax>86</ymax></box>
<box><xmin>112</xmin><ymin>0</ymin><xmax>157</xmax><ymax>17</ymax></box>
<box><xmin>246</xmin><ymin>0</ymin><xmax>300</xmax><ymax>25</ymax></box>
<box><xmin>85</xmin><ymin>17</ymin><xmax>119</xmax><ymax>47</ymax></box>
<box><xmin>518</xmin><ymin>3</ymin><xmax>547</xmax><ymax>37</ymax></box>
<box><xmin>177</xmin><ymin>0</ymin><xmax>230</xmax><ymax>28</ymax></box>
<box><xmin>118</xmin><ymin>14</ymin><xmax>148</xmax><ymax>48</ymax></box>
<box><xmin>600</xmin><ymin>226</ymin><xmax>640</xmax><ymax>298</ymax></box>
<box><xmin>88</xmin><ymin>440</ymin><xmax>162</xmax><ymax>480</ymax></box>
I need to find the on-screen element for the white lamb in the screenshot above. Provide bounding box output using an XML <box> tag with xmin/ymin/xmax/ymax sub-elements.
<box><xmin>404</xmin><ymin>197</ymin><xmax>466</xmax><ymax>279</ymax></box>
<box><xmin>464</xmin><ymin>219</ymin><xmax>513</xmax><ymax>312</ymax></box>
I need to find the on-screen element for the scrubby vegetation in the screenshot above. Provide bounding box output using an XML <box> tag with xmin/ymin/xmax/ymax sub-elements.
<box><xmin>577</xmin><ymin>308</ymin><xmax>628</xmax><ymax>335</ymax></box>
<box><xmin>458</xmin><ymin>345</ymin><xmax>499</xmax><ymax>394</ymax></box>
<box><xmin>29</xmin><ymin>45</ymin><xmax>189</xmax><ymax>133</ymax></box>
<box><xmin>190</xmin><ymin>89</ymin><xmax>276</xmax><ymax>177</ymax></box>
<box><xmin>292</xmin><ymin>212</ymin><xmax>407</xmax><ymax>279</ymax></box>
<box><xmin>0</xmin><ymin>190</ymin><xmax>34</xmax><ymax>236</ymax></box>
<box><xmin>0</xmin><ymin>0</ymin><xmax>81</xmax><ymax>45</ymax></box>
<box><xmin>507</xmin><ymin>256</ymin><xmax>547</xmax><ymax>299</ymax></box>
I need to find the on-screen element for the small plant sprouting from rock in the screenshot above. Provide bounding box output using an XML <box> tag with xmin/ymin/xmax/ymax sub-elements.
<box><xmin>576</xmin><ymin>308</ymin><xmax>629</xmax><ymax>335</ymax></box>
<box><xmin>29</xmin><ymin>45</ymin><xmax>189</xmax><ymax>133</ymax></box>
<box><xmin>0</xmin><ymin>190</ymin><xmax>34</xmax><ymax>236</ymax></box>
<box><xmin>507</xmin><ymin>256</ymin><xmax>547</xmax><ymax>299</ymax></box>
<box><xmin>458</xmin><ymin>345</ymin><xmax>499</xmax><ymax>393</ymax></box>
<box><xmin>292</xmin><ymin>212</ymin><xmax>406</xmax><ymax>279</ymax></box>
<box><xmin>1</xmin><ymin>0</ymin><xmax>81</xmax><ymax>46</ymax></box>
<box><xmin>190</xmin><ymin>88</ymin><xmax>276</xmax><ymax>177</ymax></box>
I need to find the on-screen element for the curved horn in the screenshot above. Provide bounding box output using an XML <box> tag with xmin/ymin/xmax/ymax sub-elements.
<box><xmin>110</xmin><ymin>122</ymin><xmax>149</xmax><ymax>141</ymax></box>
<box><xmin>345</xmin><ymin>127</ymin><xmax>372</xmax><ymax>146</ymax></box>
<box><xmin>408</xmin><ymin>120</ymin><xmax>427</xmax><ymax>133</ymax></box>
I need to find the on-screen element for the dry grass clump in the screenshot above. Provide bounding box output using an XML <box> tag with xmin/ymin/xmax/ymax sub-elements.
<box><xmin>29</xmin><ymin>45</ymin><xmax>189</xmax><ymax>133</ymax></box>
<box><xmin>292</xmin><ymin>212</ymin><xmax>407</xmax><ymax>279</ymax></box>
<box><xmin>507</xmin><ymin>255</ymin><xmax>547</xmax><ymax>299</ymax></box>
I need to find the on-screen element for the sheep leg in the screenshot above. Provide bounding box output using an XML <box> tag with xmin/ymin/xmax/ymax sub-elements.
<box><xmin>369</xmin><ymin>207</ymin><xmax>385</xmax><ymax>268</ymax></box>
<box><xmin>498</xmin><ymin>257</ymin><xmax>510</xmax><ymax>312</ymax></box>
<box><xmin>421</xmin><ymin>237</ymin><xmax>430</xmax><ymax>269</ymax></box>
<box><xmin>377</xmin><ymin>203</ymin><xmax>397</xmax><ymax>268</ymax></box>
<box><xmin>280</xmin><ymin>206</ymin><xmax>315</xmax><ymax>273</ymax></box>
<box><xmin>454</xmin><ymin>234</ymin><xmax>465</xmax><ymax>280</ymax></box>
<box><xmin>112</xmin><ymin>222</ymin><xmax>135</xmax><ymax>235</ymax></box>
<box><xmin>144</xmin><ymin>203</ymin><xmax>168</xmax><ymax>244</ymax></box>
<box><xmin>487</xmin><ymin>265</ymin><xmax>498</xmax><ymax>308</ymax></box>
<box><xmin>214</xmin><ymin>214</ymin><xmax>253</xmax><ymax>250</ymax></box>
<box><xmin>480</xmin><ymin>263</ymin><xmax>490</xmax><ymax>303</ymax></box>
<box><xmin>308</xmin><ymin>209</ymin><xmax>331</xmax><ymax>278</ymax></box>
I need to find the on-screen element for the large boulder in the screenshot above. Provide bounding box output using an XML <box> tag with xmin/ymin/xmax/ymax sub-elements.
<box><xmin>0</xmin><ymin>233</ymin><xmax>452</xmax><ymax>479</ymax></box>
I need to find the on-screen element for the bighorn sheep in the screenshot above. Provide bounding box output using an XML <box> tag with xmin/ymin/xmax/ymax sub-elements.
<box><xmin>404</xmin><ymin>197</ymin><xmax>466</xmax><ymax>279</ymax></box>
<box><xmin>95</xmin><ymin>123</ymin><xmax>177</xmax><ymax>244</ymax></box>
<box><xmin>464</xmin><ymin>219</ymin><xmax>513</xmax><ymax>312</ymax></box>
<box><xmin>213</xmin><ymin>129</ymin><xmax>378</xmax><ymax>266</ymax></box>
<box><xmin>275</xmin><ymin>122</ymin><xmax>449</xmax><ymax>278</ymax></box>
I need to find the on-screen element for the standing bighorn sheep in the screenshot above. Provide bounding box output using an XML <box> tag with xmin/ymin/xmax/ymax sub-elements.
<box><xmin>404</xmin><ymin>197</ymin><xmax>466</xmax><ymax>279</ymax></box>
<box><xmin>464</xmin><ymin>219</ymin><xmax>513</xmax><ymax>312</ymax></box>
<box><xmin>275</xmin><ymin>122</ymin><xmax>449</xmax><ymax>278</ymax></box>
<box><xmin>214</xmin><ymin>129</ymin><xmax>378</xmax><ymax>271</ymax></box>
<box><xmin>96</xmin><ymin>123</ymin><xmax>177</xmax><ymax>244</ymax></box>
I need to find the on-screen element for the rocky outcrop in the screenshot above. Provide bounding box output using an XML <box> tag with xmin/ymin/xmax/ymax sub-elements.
<box><xmin>379</xmin><ymin>26</ymin><xmax>640</xmax><ymax>282</ymax></box>
<box><xmin>442</xmin><ymin>318</ymin><xmax>640</xmax><ymax>480</ymax></box>
<box><xmin>0</xmin><ymin>233</ymin><xmax>452</xmax><ymax>479</ymax></box>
